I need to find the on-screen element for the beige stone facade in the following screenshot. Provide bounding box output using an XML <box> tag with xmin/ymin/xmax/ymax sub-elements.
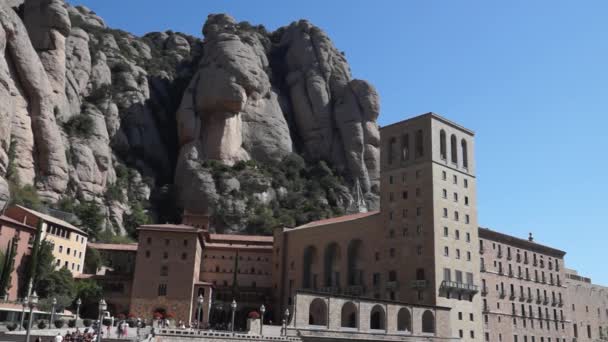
<box><xmin>479</xmin><ymin>228</ymin><xmax>569</xmax><ymax>342</ymax></box>
<box><xmin>5</xmin><ymin>205</ymin><xmax>88</xmax><ymax>275</ymax></box>
<box><xmin>564</xmin><ymin>269</ymin><xmax>608</xmax><ymax>341</ymax></box>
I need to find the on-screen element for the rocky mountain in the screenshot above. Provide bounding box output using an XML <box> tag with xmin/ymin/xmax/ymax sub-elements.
<box><xmin>0</xmin><ymin>0</ymin><xmax>380</xmax><ymax>238</ymax></box>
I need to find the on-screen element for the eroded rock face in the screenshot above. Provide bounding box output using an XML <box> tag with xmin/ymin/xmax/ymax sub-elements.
<box><xmin>0</xmin><ymin>3</ymin><xmax>381</xmax><ymax>236</ymax></box>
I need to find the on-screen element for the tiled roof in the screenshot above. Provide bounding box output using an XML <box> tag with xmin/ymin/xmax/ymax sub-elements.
<box><xmin>291</xmin><ymin>211</ymin><xmax>380</xmax><ymax>230</ymax></box>
<box><xmin>0</xmin><ymin>215</ymin><xmax>36</xmax><ymax>230</ymax></box>
<box><xmin>88</xmin><ymin>243</ymin><xmax>138</xmax><ymax>251</ymax></box>
<box><xmin>16</xmin><ymin>205</ymin><xmax>88</xmax><ymax>235</ymax></box>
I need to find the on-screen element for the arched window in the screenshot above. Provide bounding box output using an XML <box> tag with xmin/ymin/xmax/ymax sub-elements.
<box><xmin>309</xmin><ymin>298</ymin><xmax>328</xmax><ymax>326</ymax></box>
<box><xmin>415</xmin><ymin>130</ymin><xmax>424</xmax><ymax>157</ymax></box>
<box><xmin>439</xmin><ymin>130</ymin><xmax>447</xmax><ymax>160</ymax></box>
<box><xmin>324</xmin><ymin>243</ymin><xmax>341</xmax><ymax>287</ymax></box>
<box><xmin>347</xmin><ymin>240</ymin><xmax>363</xmax><ymax>286</ymax></box>
<box><xmin>422</xmin><ymin>310</ymin><xmax>435</xmax><ymax>333</ymax></box>
<box><xmin>370</xmin><ymin>305</ymin><xmax>386</xmax><ymax>330</ymax></box>
<box><xmin>401</xmin><ymin>134</ymin><xmax>409</xmax><ymax>161</ymax></box>
<box><xmin>450</xmin><ymin>134</ymin><xmax>457</xmax><ymax>164</ymax></box>
<box><xmin>302</xmin><ymin>246</ymin><xmax>317</xmax><ymax>289</ymax></box>
<box><xmin>397</xmin><ymin>308</ymin><xmax>412</xmax><ymax>332</ymax></box>
<box><xmin>461</xmin><ymin>139</ymin><xmax>468</xmax><ymax>169</ymax></box>
<box><xmin>341</xmin><ymin>302</ymin><xmax>358</xmax><ymax>328</ymax></box>
<box><xmin>388</xmin><ymin>137</ymin><xmax>396</xmax><ymax>164</ymax></box>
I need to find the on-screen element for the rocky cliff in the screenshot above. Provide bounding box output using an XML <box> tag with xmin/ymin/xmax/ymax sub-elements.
<box><xmin>0</xmin><ymin>1</ymin><xmax>380</xmax><ymax>238</ymax></box>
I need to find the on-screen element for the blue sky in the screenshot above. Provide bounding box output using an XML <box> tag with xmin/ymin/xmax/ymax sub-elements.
<box><xmin>70</xmin><ymin>1</ymin><xmax>608</xmax><ymax>284</ymax></box>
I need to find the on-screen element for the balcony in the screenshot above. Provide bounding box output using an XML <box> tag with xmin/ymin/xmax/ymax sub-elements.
<box><xmin>557</xmin><ymin>280</ymin><xmax>562</xmax><ymax>287</ymax></box>
<box><xmin>508</xmin><ymin>270</ymin><xmax>514</xmax><ymax>277</ymax></box>
<box><xmin>519</xmin><ymin>295</ymin><xmax>526</xmax><ymax>302</ymax></box>
<box><xmin>526</xmin><ymin>295</ymin><xmax>533</xmax><ymax>303</ymax></box>
<box><xmin>533</xmin><ymin>260</ymin><xmax>538</xmax><ymax>266</ymax></box>
<box><xmin>344</xmin><ymin>285</ymin><xmax>365</xmax><ymax>296</ymax></box>
<box><xmin>509</xmin><ymin>293</ymin><xmax>516</xmax><ymax>300</ymax></box>
<box><xmin>498</xmin><ymin>268</ymin><xmax>504</xmax><ymax>275</ymax></box>
<box><xmin>481</xmin><ymin>286</ymin><xmax>489</xmax><ymax>296</ymax></box>
<box><xmin>410</xmin><ymin>280</ymin><xmax>429</xmax><ymax>289</ymax></box>
<box><xmin>558</xmin><ymin>299</ymin><xmax>564</xmax><ymax>307</ymax></box>
<box><xmin>479</xmin><ymin>247</ymin><xmax>485</xmax><ymax>255</ymax></box>
<box><xmin>440</xmin><ymin>281</ymin><xmax>479</xmax><ymax>296</ymax></box>
<box><xmin>499</xmin><ymin>290</ymin><xmax>506</xmax><ymax>299</ymax></box>
<box><xmin>543</xmin><ymin>297</ymin><xmax>549</xmax><ymax>305</ymax></box>
<box><xmin>497</xmin><ymin>251</ymin><xmax>503</xmax><ymax>259</ymax></box>
<box><xmin>318</xmin><ymin>286</ymin><xmax>341</xmax><ymax>294</ymax></box>
<box><xmin>536</xmin><ymin>297</ymin><xmax>542</xmax><ymax>304</ymax></box>
<box><xmin>518</xmin><ymin>271</ymin><xmax>523</xmax><ymax>279</ymax></box>
<box><xmin>507</xmin><ymin>254</ymin><xmax>513</xmax><ymax>261</ymax></box>
<box><xmin>516</xmin><ymin>255</ymin><xmax>522</xmax><ymax>263</ymax></box>
<box><xmin>386</xmin><ymin>281</ymin><xmax>399</xmax><ymax>290</ymax></box>
<box><xmin>483</xmin><ymin>303</ymin><xmax>490</xmax><ymax>313</ymax></box>
<box><xmin>551</xmin><ymin>299</ymin><xmax>558</xmax><ymax>307</ymax></box>
<box><xmin>524</xmin><ymin>258</ymin><xmax>529</xmax><ymax>265</ymax></box>
<box><xmin>480</xmin><ymin>264</ymin><xmax>486</xmax><ymax>273</ymax></box>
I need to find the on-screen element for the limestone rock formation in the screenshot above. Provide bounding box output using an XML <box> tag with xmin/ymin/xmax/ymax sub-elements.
<box><xmin>0</xmin><ymin>2</ymin><xmax>381</xmax><ymax>237</ymax></box>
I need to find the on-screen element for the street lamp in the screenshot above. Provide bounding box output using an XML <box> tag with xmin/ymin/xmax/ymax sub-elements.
<box><xmin>97</xmin><ymin>299</ymin><xmax>107</xmax><ymax>342</ymax></box>
<box><xmin>282</xmin><ymin>308</ymin><xmax>290</xmax><ymax>336</ymax></box>
<box><xmin>19</xmin><ymin>297</ymin><xmax>28</xmax><ymax>331</ymax></box>
<box><xmin>25</xmin><ymin>292</ymin><xmax>38</xmax><ymax>342</ymax></box>
<box><xmin>259</xmin><ymin>304</ymin><xmax>266</xmax><ymax>336</ymax></box>
<box><xmin>50</xmin><ymin>297</ymin><xmax>57</xmax><ymax>327</ymax></box>
<box><xmin>75</xmin><ymin>298</ymin><xmax>82</xmax><ymax>320</ymax></box>
<box><xmin>230</xmin><ymin>299</ymin><xmax>237</xmax><ymax>333</ymax></box>
<box><xmin>197</xmin><ymin>295</ymin><xmax>204</xmax><ymax>331</ymax></box>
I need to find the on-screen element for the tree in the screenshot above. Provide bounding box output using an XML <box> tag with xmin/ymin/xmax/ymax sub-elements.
<box><xmin>0</xmin><ymin>238</ymin><xmax>18</xmax><ymax>298</ymax></box>
<box><xmin>8</xmin><ymin>182</ymin><xmax>42</xmax><ymax>211</ymax></box>
<box><xmin>20</xmin><ymin>221</ymin><xmax>42</xmax><ymax>298</ymax></box>
<box><xmin>74</xmin><ymin>201</ymin><xmax>104</xmax><ymax>238</ymax></box>
<box><xmin>83</xmin><ymin>247</ymin><xmax>103</xmax><ymax>274</ymax></box>
<box><xmin>74</xmin><ymin>280</ymin><xmax>103</xmax><ymax>319</ymax></box>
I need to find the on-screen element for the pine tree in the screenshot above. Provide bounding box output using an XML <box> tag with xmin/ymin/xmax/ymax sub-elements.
<box><xmin>0</xmin><ymin>238</ymin><xmax>18</xmax><ymax>298</ymax></box>
<box><xmin>20</xmin><ymin>220</ymin><xmax>42</xmax><ymax>298</ymax></box>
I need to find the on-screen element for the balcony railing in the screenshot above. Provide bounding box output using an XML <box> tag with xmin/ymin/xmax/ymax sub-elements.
<box><xmin>508</xmin><ymin>270</ymin><xmax>514</xmax><ymax>277</ymax></box>
<box><xmin>507</xmin><ymin>254</ymin><xmax>513</xmax><ymax>261</ymax></box>
<box><xmin>533</xmin><ymin>260</ymin><xmax>538</xmax><ymax>266</ymax></box>
<box><xmin>497</xmin><ymin>251</ymin><xmax>503</xmax><ymax>258</ymax></box>
<box><xmin>543</xmin><ymin>297</ymin><xmax>549</xmax><ymax>305</ymax></box>
<box><xmin>499</xmin><ymin>290</ymin><xmax>506</xmax><ymax>299</ymax></box>
<box><xmin>483</xmin><ymin>304</ymin><xmax>489</xmax><ymax>313</ymax></box>
<box><xmin>509</xmin><ymin>293</ymin><xmax>516</xmax><ymax>300</ymax></box>
<box><xmin>551</xmin><ymin>299</ymin><xmax>558</xmax><ymax>306</ymax></box>
<box><xmin>498</xmin><ymin>268</ymin><xmax>504</xmax><ymax>275</ymax></box>
<box><xmin>479</xmin><ymin>247</ymin><xmax>485</xmax><ymax>255</ymax></box>
<box><xmin>318</xmin><ymin>286</ymin><xmax>341</xmax><ymax>294</ymax></box>
<box><xmin>410</xmin><ymin>280</ymin><xmax>429</xmax><ymax>289</ymax></box>
<box><xmin>519</xmin><ymin>295</ymin><xmax>526</xmax><ymax>302</ymax></box>
<box><xmin>481</xmin><ymin>286</ymin><xmax>489</xmax><ymax>296</ymax></box>
<box><xmin>440</xmin><ymin>281</ymin><xmax>479</xmax><ymax>295</ymax></box>
<box><xmin>558</xmin><ymin>299</ymin><xmax>564</xmax><ymax>307</ymax></box>
<box><xmin>516</xmin><ymin>255</ymin><xmax>522</xmax><ymax>263</ymax></box>
<box><xmin>480</xmin><ymin>264</ymin><xmax>486</xmax><ymax>272</ymax></box>
<box><xmin>524</xmin><ymin>258</ymin><xmax>529</xmax><ymax>264</ymax></box>
<box><xmin>536</xmin><ymin>297</ymin><xmax>542</xmax><ymax>304</ymax></box>
<box><xmin>526</xmin><ymin>295</ymin><xmax>533</xmax><ymax>303</ymax></box>
<box><xmin>386</xmin><ymin>281</ymin><xmax>399</xmax><ymax>290</ymax></box>
<box><xmin>344</xmin><ymin>285</ymin><xmax>365</xmax><ymax>296</ymax></box>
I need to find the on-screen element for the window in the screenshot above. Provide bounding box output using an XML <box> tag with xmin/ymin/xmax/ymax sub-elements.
<box><xmin>401</xmin><ymin>134</ymin><xmax>409</xmax><ymax>161</ymax></box>
<box><xmin>466</xmin><ymin>233</ymin><xmax>471</xmax><ymax>242</ymax></box>
<box><xmin>467</xmin><ymin>251</ymin><xmax>471</xmax><ymax>261</ymax></box>
<box><xmin>402</xmin><ymin>191</ymin><xmax>408</xmax><ymax>199</ymax></box>
<box><xmin>389</xmin><ymin>192</ymin><xmax>394</xmax><ymax>202</ymax></box>
<box><xmin>145</xmin><ymin>250</ymin><xmax>150</xmax><ymax>258</ymax></box>
<box><xmin>59</xmin><ymin>246</ymin><xmax>63</xmax><ymax>253</ymax></box>
<box><xmin>465</xmin><ymin>214</ymin><xmax>470</xmax><ymax>224</ymax></box>
<box><xmin>464</xmin><ymin>179</ymin><xmax>468</xmax><ymax>188</ymax></box>
<box><xmin>389</xmin><ymin>175</ymin><xmax>393</xmax><ymax>184</ymax></box>
<box><xmin>465</xmin><ymin>196</ymin><xmax>469</xmax><ymax>205</ymax></box>
<box><xmin>416</xmin><ymin>170</ymin><xmax>422</xmax><ymax>179</ymax></box>
<box><xmin>158</xmin><ymin>284</ymin><xmax>167</xmax><ymax>296</ymax></box>
<box><xmin>163</xmin><ymin>252</ymin><xmax>168</xmax><ymax>259</ymax></box>
<box><xmin>416</xmin><ymin>188</ymin><xmax>421</xmax><ymax>197</ymax></box>
<box><xmin>147</xmin><ymin>237</ymin><xmax>152</xmax><ymax>244</ymax></box>
<box><xmin>442</xmin><ymin>171</ymin><xmax>447</xmax><ymax>180</ymax></box>
<box><xmin>444</xmin><ymin>247</ymin><xmax>449</xmax><ymax>257</ymax></box>
<box><xmin>440</xmin><ymin>130</ymin><xmax>447</xmax><ymax>160</ymax></box>
<box><xmin>453</xmin><ymin>175</ymin><xmax>458</xmax><ymax>184</ymax></box>
<box><xmin>450</xmin><ymin>134</ymin><xmax>458</xmax><ymax>163</ymax></box>
<box><xmin>416</xmin><ymin>207</ymin><xmax>422</xmax><ymax>216</ymax></box>
<box><xmin>455</xmin><ymin>230</ymin><xmax>460</xmax><ymax>240</ymax></box>
<box><xmin>181</xmin><ymin>253</ymin><xmax>187</xmax><ymax>260</ymax></box>
<box><xmin>388</xmin><ymin>137</ymin><xmax>396</xmax><ymax>164</ymax></box>
<box><xmin>442</xmin><ymin>189</ymin><xmax>447</xmax><ymax>198</ymax></box>
<box><xmin>453</xmin><ymin>192</ymin><xmax>458</xmax><ymax>202</ymax></box>
<box><xmin>417</xmin><ymin>246</ymin><xmax>422</xmax><ymax>255</ymax></box>
<box><xmin>456</xmin><ymin>249</ymin><xmax>461</xmax><ymax>259</ymax></box>
<box><xmin>67</xmin><ymin>248</ymin><xmax>71</xmax><ymax>255</ymax></box>
<box><xmin>165</xmin><ymin>239</ymin><xmax>170</xmax><ymax>246</ymax></box>
<box><xmin>56</xmin><ymin>259</ymin><xmax>61</xmax><ymax>266</ymax></box>
<box><xmin>160</xmin><ymin>265</ymin><xmax>168</xmax><ymax>276</ymax></box>
<box><xmin>462</xmin><ymin>139</ymin><xmax>469</xmax><ymax>168</ymax></box>
<box><xmin>402</xmin><ymin>173</ymin><xmax>407</xmax><ymax>183</ymax></box>
<box><xmin>443</xmin><ymin>208</ymin><xmax>448</xmax><ymax>217</ymax></box>
<box><xmin>390</xmin><ymin>248</ymin><xmax>395</xmax><ymax>258</ymax></box>
<box><xmin>183</xmin><ymin>239</ymin><xmax>188</xmax><ymax>246</ymax></box>
<box><xmin>443</xmin><ymin>268</ymin><xmax>451</xmax><ymax>281</ymax></box>
<box><xmin>454</xmin><ymin>211</ymin><xmax>459</xmax><ymax>221</ymax></box>
<box><xmin>444</xmin><ymin>227</ymin><xmax>449</xmax><ymax>237</ymax></box>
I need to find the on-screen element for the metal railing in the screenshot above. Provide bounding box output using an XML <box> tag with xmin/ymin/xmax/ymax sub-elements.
<box><xmin>410</xmin><ymin>280</ymin><xmax>429</xmax><ymax>289</ymax></box>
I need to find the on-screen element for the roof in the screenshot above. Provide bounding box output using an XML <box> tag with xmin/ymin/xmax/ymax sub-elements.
<box><xmin>16</xmin><ymin>205</ymin><xmax>88</xmax><ymax>236</ymax></box>
<box><xmin>138</xmin><ymin>224</ymin><xmax>203</xmax><ymax>232</ymax></box>
<box><xmin>88</xmin><ymin>242</ymin><xmax>138</xmax><ymax>252</ymax></box>
<box><xmin>0</xmin><ymin>214</ymin><xmax>37</xmax><ymax>231</ymax></box>
<box><xmin>205</xmin><ymin>242</ymin><xmax>273</xmax><ymax>251</ymax></box>
<box><xmin>380</xmin><ymin>112</ymin><xmax>475</xmax><ymax>136</ymax></box>
<box><xmin>209</xmin><ymin>233</ymin><xmax>273</xmax><ymax>244</ymax></box>
<box><xmin>290</xmin><ymin>211</ymin><xmax>380</xmax><ymax>230</ymax></box>
<box><xmin>478</xmin><ymin>227</ymin><xmax>566</xmax><ymax>258</ymax></box>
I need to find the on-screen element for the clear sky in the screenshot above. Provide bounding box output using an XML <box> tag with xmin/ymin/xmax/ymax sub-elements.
<box><xmin>70</xmin><ymin>0</ymin><xmax>608</xmax><ymax>284</ymax></box>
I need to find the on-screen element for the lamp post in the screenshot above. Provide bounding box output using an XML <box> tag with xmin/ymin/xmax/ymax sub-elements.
<box><xmin>259</xmin><ymin>304</ymin><xmax>266</xmax><ymax>336</ymax></box>
<box><xmin>282</xmin><ymin>308</ymin><xmax>289</xmax><ymax>336</ymax></box>
<box><xmin>19</xmin><ymin>297</ymin><xmax>28</xmax><ymax>331</ymax></box>
<box><xmin>197</xmin><ymin>295</ymin><xmax>204</xmax><ymax>331</ymax></box>
<box><xmin>50</xmin><ymin>297</ymin><xmax>57</xmax><ymax>327</ymax></box>
<box><xmin>25</xmin><ymin>292</ymin><xmax>38</xmax><ymax>342</ymax></box>
<box><xmin>97</xmin><ymin>299</ymin><xmax>107</xmax><ymax>342</ymax></box>
<box><xmin>230</xmin><ymin>299</ymin><xmax>237</xmax><ymax>333</ymax></box>
<box><xmin>75</xmin><ymin>298</ymin><xmax>82</xmax><ymax>320</ymax></box>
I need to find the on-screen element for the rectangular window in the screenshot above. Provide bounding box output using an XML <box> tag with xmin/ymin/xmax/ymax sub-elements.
<box><xmin>465</xmin><ymin>214</ymin><xmax>470</xmax><ymax>224</ymax></box>
<box><xmin>453</xmin><ymin>175</ymin><xmax>458</xmax><ymax>184</ymax></box>
<box><xmin>416</xmin><ymin>188</ymin><xmax>421</xmax><ymax>197</ymax></box>
<box><xmin>442</xmin><ymin>171</ymin><xmax>447</xmax><ymax>180</ymax></box>
<box><xmin>456</xmin><ymin>249</ymin><xmax>461</xmax><ymax>259</ymax></box>
<box><xmin>444</xmin><ymin>227</ymin><xmax>449</xmax><ymax>237</ymax></box>
<box><xmin>158</xmin><ymin>284</ymin><xmax>167</xmax><ymax>296</ymax></box>
<box><xmin>417</xmin><ymin>207</ymin><xmax>422</xmax><ymax>216</ymax></box>
<box><xmin>454</xmin><ymin>193</ymin><xmax>458</xmax><ymax>202</ymax></box>
<box><xmin>455</xmin><ymin>230</ymin><xmax>460</xmax><ymax>240</ymax></box>
<box><xmin>464</xmin><ymin>179</ymin><xmax>468</xmax><ymax>188</ymax></box>
<box><xmin>465</xmin><ymin>196</ymin><xmax>469</xmax><ymax>205</ymax></box>
<box><xmin>455</xmin><ymin>270</ymin><xmax>463</xmax><ymax>283</ymax></box>
<box><xmin>466</xmin><ymin>272</ymin><xmax>474</xmax><ymax>284</ymax></box>
<box><xmin>443</xmin><ymin>208</ymin><xmax>448</xmax><ymax>217</ymax></box>
<box><xmin>402</xmin><ymin>191</ymin><xmax>408</xmax><ymax>199</ymax></box>
<box><xmin>442</xmin><ymin>189</ymin><xmax>447</xmax><ymax>198</ymax></box>
<box><xmin>443</xmin><ymin>268</ymin><xmax>451</xmax><ymax>281</ymax></box>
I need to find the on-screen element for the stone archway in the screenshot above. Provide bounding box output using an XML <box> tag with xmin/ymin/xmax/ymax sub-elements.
<box><xmin>308</xmin><ymin>298</ymin><xmax>328</xmax><ymax>326</ymax></box>
<box><xmin>340</xmin><ymin>302</ymin><xmax>358</xmax><ymax>328</ymax></box>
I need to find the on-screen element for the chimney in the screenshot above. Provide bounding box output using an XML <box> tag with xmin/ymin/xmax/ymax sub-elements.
<box><xmin>528</xmin><ymin>232</ymin><xmax>534</xmax><ymax>242</ymax></box>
